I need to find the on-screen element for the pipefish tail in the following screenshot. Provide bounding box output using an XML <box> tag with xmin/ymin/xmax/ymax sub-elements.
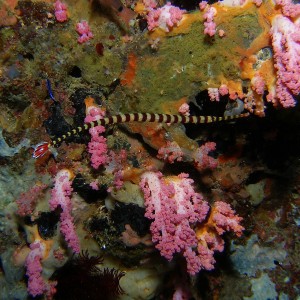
<box><xmin>32</xmin><ymin>112</ymin><xmax>250</xmax><ymax>159</ymax></box>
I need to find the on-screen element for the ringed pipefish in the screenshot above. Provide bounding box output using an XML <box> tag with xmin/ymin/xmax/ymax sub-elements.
<box><xmin>32</xmin><ymin>81</ymin><xmax>249</xmax><ymax>159</ymax></box>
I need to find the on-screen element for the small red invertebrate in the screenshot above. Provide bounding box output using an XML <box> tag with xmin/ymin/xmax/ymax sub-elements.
<box><xmin>96</xmin><ymin>42</ymin><xmax>104</xmax><ymax>56</ymax></box>
<box><xmin>32</xmin><ymin>142</ymin><xmax>49</xmax><ymax>159</ymax></box>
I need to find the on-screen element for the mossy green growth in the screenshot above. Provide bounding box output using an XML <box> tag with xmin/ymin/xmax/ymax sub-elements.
<box><xmin>0</xmin><ymin>28</ymin><xmax>16</xmax><ymax>47</ymax></box>
<box><xmin>77</xmin><ymin>49</ymin><xmax>123</xmax><ymax>86</ymax></box>
<box><xmin>117</xmin><ymin>14</ymin><xmax>257</xmax><ymax>114</ymax></box>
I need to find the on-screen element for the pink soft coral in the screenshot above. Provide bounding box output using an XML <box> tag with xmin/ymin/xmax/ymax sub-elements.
<box><xmin>25</xmin><ymin>241</ymin><xmax>46</xmax><ymax>296</ymax></box>
<box><xmin>192</xmin><ymin>141</ymin><xmax>217</xmax><ymax>171</ymax></box>
<box><xmin>211</xmin><ymin>201</ymin><xmax>244</xmax><ymax>236</ymax></box>
<box><xmin>157</xmin><ymin>140</ymin><xmax>217</xmax><ymax>170</ymax></box>
<box><xmin>25</xmin><ymin>241</ymin><xmax>57</xmax><ymax>298</ymax></box>
<box><xmin>50</xmin><ymin>169</ymin><xmax>80</xmax><ymax>253</ymax></box>
<box><xmin>54</xmin><ymin>0</ymin><xmax>68</xmax><ymax>23</ymax></box>
<box><xmin>16</xmin><ymin>183</ymin><xmax>47</xmax><ymax>216</ymax></box>
<box><xmin>269</xmin><ymin>14</ymin><xmax>300</xmax><ymax>107</ymax></box>
<box><xmin>85</xmin><ymin>105</ymin><xmax>108</xmax><ymax>169</ymax></box>
<box><xmin>208</xmin><ymin>88</ymin><xmax>220</xmax><ymax>102</ymax></box>
<box><xmin>275</xmin><ymin>0</ymin><xmax>300</xmax><ymax>18</ymax></box>
<box><xmin>157</xmin><ymin>141</ymin><xmax>184</xmax><ymax>163</ymax></box>
<box><xmin>88</xmin><ymin>126</ymin><xmax>108</xmax><ymax>169</ymax></box>
<box><xmin>76</xmin><ymin>20</ymin><xmax>93</xmax><ymax>44</ymax></box>
<box><xmin>196</xmin><ymin>201</ymin><xmax>244</xmax><ymax>270</ymax></box>
<box><xmin>140</xmin><ymin>172</ymin><xmax>244</xmax><ymax>274</ymax></box>
<box><xmin>203</xmin><ymin>6</ymin><xmax>217</xmax><ymax>36</ymax></box>
<box><xmin>140</xmin><ymin>172</ymin><xmax>210</xmax><ymax>274</ymax></box>
<box><xmin>146</xmin><ymin>2</ymin><xmax>185</xmax><ymax>32</ymax></box>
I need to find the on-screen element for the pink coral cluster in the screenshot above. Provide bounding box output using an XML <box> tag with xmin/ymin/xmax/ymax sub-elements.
<box><xmin>192</xmin><ymin>141</ymin><xmax>217</xmax><ymax>171</ymax></box>
<box><xmin>140</xmin><ymin>171</ymin><xmax>244</xmax><ymax>274</ymax></box>
<box><xmin>252</xmin><ymin>0</ymin><xmax>262</xmax><ymax>7</ymax></box>
<box><xmin>25</xmin><ymin>241</ymin><xmax>46</xmax><ymax>296</ymax></box>
<box><xmin>199</xmin><ymin>1</ymin><xmax>208</xmax><ymax>10</ymax></box>
<box><xmin>275</xmin><ymin>0</ymin><xmax>300</xmax><ymax>18</ymax></box>
<box><xmin>208</xmin><ymin>84</ymin><xmax>240</xmax><ymax>101</ymax></box>
<box><xmin>203</xmin><ymin>6</ymin><xmax>217</xmax><ymax>36</ymax></box>
<box><xmin>211</xmin><ymin>201</ymin><xmax>244</xmax><ymax>236</ymax></box>
<box><xmin>140</xmin><ymin>172</ymin><xmax>210</xmax><ymax>274</ymax></box>
<box><xmin>146</xmin><ymin>2</ymin><xmax>185</xmax><ymax>32</ymax></box>
<box><xmin>208</xmin><ymin>87</ymin><xmax>220</xmax><ymax>101</ymax></box>
<box><xmin>88</xmin><ymin>126</ymin><xmax>108</xmax><ymax>169</ymax></box>
<box><xmin>84</xmin><ymin>102</ymin><xmax>128</xmax><ymax>190</ymax></box>
<box><xmin>49</xmin><ymin>169</ymin><xmax>80</xmax><ymax>253</ymax></box>
<box><xmin>157</xmin><ymin>141</ymin><xmax>184</xmax><ymax>163</ymax></box>
<box><xmin>16</xmin><ymin>183</ymin><xmax>47</xmax><ymax>216</ymax></box>
<box><xmin>85</xmin><ymin>105</ymin><xmax>108</xmax><ymax>169</ymax></box>
<box><xmin>178</xmin><ymin>102</ymin><xmax>190</xmax><ymax>116</ymax></box>
<box><xmin>251</xmin><ymin>73</ymin><xmax>265</xmax><ymax>95</ymax></box>
<box><xmin>53</xmin><ymin>0</ymin><xmax>68</xmax><ymax>23</ymax></box>
<box><xmin>196</xmin><ymin>201</ymin><xmax>244</xmax><ymax>270</ymax></box>
<box><xmin>157</xmin><ymin>140</ymin><xmax>217</xmax><ymax>171</ymax></box>
<box><xmin>269</xmin><ymin>14</ymin><xmax>300</xmax><ymax>107</ymax></box>
<box><xmin>76</xmin><ymin>20</ymin><xmax>93</xmax><ymax>44</ymax></box>
<box><xmin>25</xmin><ymin>241</ymin><xmax>56</xmax><ymax>297</ymax></box>
<box><xmin>106</xmin><ymin>149</ymin><xmax>127</xmax><ymax>190</ymax></box>
<box><xmin>143</xmin><ymin>0</ymin><xmax>158</xmax><ymax>9</ymax></box>
<box><xmin>219</xmin><ymin>84</ymin><xmax>229</xmax><ymax>96</ymax></box>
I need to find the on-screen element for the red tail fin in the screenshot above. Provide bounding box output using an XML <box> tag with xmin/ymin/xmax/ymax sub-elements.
<box><xmin>32</xmin><ymin>142</ymin><xmax>49</xmax><ymax>158</ymax></box>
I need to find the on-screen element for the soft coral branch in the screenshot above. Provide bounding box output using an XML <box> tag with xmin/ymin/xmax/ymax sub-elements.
<box><xmin>140</xmin><ymin>172</ymin><xmax>244</xmax><ymax>274</ymax></box>
<box><xmin>50</xmin><ymin>169</ymin><xmax>80</xmax><ymax>253</ymax></box>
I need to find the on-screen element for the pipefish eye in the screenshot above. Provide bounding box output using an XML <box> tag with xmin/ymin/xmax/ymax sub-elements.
<box><xmin>118</xmin><ymin>5</ymin><xmax>123</xmax><ymax>12</ymax></box>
